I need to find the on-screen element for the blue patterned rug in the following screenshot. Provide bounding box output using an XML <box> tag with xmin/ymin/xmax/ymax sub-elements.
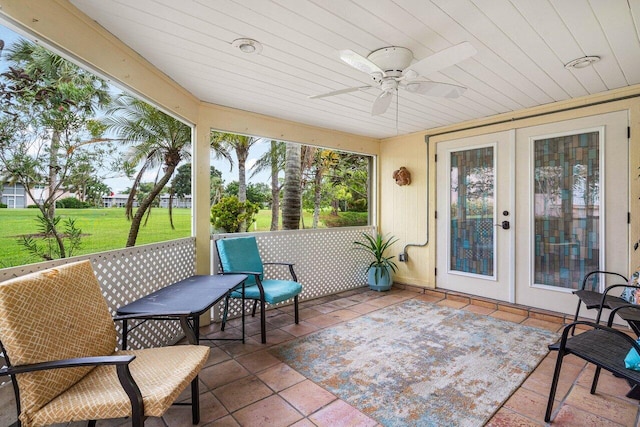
<box><xmin>271</xmin><ymin>299</ymin><xmax>558</xmax><ymax>426</ymax></box>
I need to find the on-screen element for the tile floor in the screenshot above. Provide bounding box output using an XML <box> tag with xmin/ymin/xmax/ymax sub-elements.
<box><xmin>90</xmin><ymin>286</ymin><xmax>640</xmax><ymax>427</ymax></box>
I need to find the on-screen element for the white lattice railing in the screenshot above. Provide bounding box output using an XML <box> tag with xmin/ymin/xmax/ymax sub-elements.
<box><xmin>211</xmin><ymin>226</ymin><xmax>374</xmax><ymax>321</ymax></box>
<box><xmin>0</xmin><ymin>227</ymin><xmax>374</xmax><ymax>423</ymax></box>
<box><xmin>0</xmin><ymin>238</ymin><xmax>196</xmax><ymax>350</ymax></box>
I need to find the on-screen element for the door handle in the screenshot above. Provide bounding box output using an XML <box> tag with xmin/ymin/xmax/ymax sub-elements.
<box><xmin>494</xmin><ymin>221</ymin><xmax>510</xmax><ymax>230</ymax></box>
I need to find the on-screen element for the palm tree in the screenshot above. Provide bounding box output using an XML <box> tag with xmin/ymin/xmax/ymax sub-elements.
<box><xmin>210</xmin><ymin>131</ymin><xmax>261</xmax><ymax>230</ymax></box>
<box><xmin>250</xmin><ymin>140</ymin><xmax>285</xmax><ymax>230</ymax></box>
<box><xmin>282</xmin><ymin>142</ymin><xmax>302</xmax><ymax>229</ymax></box>
<box><xmin>105</xmin><ymin>94</ymin><xmax>191</xmax><ymax>247</ymax></box>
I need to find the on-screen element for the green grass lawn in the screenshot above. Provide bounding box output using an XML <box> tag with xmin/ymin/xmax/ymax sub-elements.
<box><xmin>0</xmin><ymin>208</ymin><xmax>192</xmax><ymax>268</ymax></box>
<box><xmin>0</xmin><ymin>208</ymin><xmax>349</xmax><ymax>268</ymax></box>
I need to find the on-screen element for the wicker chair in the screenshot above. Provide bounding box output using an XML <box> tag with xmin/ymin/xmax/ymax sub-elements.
<box><xmin>0</xmin><ymin>260</ymin><xmax>210</xmax><ymax>427</ymax></box>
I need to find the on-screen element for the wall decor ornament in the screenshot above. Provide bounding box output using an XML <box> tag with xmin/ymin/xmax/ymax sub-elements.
<box><xmin>393</xmin><ymin>166</ymin><xmax>411</xmax><ymax>186</ymax></box>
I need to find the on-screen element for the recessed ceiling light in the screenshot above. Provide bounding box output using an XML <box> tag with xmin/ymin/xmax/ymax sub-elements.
<box><xmin>231</xmin><ymin>38</ymin><xmax>263</xmax><ymax>55</ymax></box>
<box><xmin>564</xmin><ymin>56</ymin><xmax>600</xmax><ymax>69</ymax></box>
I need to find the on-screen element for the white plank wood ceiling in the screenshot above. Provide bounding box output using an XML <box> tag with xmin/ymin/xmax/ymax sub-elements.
<box><xmin>69</xmin><ymin>0</ymin><xmax>640</xmax><ymax>139</ymax></box>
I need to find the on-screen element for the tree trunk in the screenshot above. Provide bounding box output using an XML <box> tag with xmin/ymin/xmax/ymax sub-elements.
<box><xmin>47</xmin><ymin>130</ymin><xmax>60</xmax><ymax>220</ymax></box>
<box><xmin>282</xmin><ymin>142</ymin><xmax>301</xmax><ymax>230</ymax></box>
<box><xmin>270</xmin><ymin>142</ymin><xmax>280</xmax><ymax>231</ymax></box>
<box><xmin>126</xmin><ymin>165</ymin><xmax>176</xmax><ymax>247</ymax></box>
<box><xmin>312</xmin><ymin>167</ymin><xmax>322</xmax><ymax>228</ymax></box>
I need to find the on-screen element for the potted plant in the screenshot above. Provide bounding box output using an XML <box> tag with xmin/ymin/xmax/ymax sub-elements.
<box><xmin>354</xmin><ymin>232</ymin><xmax>399</xmax><ymax>291</ymax></box>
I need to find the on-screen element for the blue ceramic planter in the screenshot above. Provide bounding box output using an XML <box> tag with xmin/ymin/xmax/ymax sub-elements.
<box><xmin>367</xmin><ymin>266</ymin><xmax>392</xmax><ymax>292</ymax></box>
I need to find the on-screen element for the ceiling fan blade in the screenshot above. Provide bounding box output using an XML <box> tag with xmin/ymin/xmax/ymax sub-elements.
<box><xmin>339</xmin><ymin>49</ymin><xmax>385</xmax><ymax>75</ymax></box>
<box><xmin>372</xmin><ymin>90</ymin><xmax>394</xmax><ymax>116</ymax></box>
<box><xmin>404</xmin><ymin>81</ymin><xmax>467</xmax><ymax>98</ymax></box>
<box><xmin>405</xmin><ymin>42</ymin><xmax>477</xmax><ymax>77</ymax></box>
<box><xmin>309</xmin><ymin>85</ymin><xmax>373</xmax><ymax>99</ymax></box>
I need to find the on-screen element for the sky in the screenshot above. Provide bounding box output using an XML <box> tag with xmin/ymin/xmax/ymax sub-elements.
<box><xmin>0</xmin><ymin>24</ymin><xmax>271</xmax><ymax>194</ymax></box>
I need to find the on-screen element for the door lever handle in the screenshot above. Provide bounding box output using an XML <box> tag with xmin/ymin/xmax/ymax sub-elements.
<box><xmin>494</xmin><ymin>221</ymin><xmax>510</xmax><ymax>230</ymax></box>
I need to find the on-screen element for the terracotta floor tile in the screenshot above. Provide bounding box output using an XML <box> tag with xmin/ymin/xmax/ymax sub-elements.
<box><xmin>299</xmin><ymin>307</ymin><xmax>323</xmax><ymax>320</ymax></box>
<box><xmin>485</xmin><ymin>407</ymin><xmax>544</xmax><ymax>426</ymax></box>
<box><xmin>563</xmin><ymin>384</ymin><xmax>638</xmax><ymax>426</ymax></box>
<box><xmin>521</xmin><ymin>317</ymin><xmax>564</xmax><ymax>332</ymax></box>
<box><xmin>503</xmin><ymin>386</ymin><xmax>553</xmax><ymax>422</ymax></box>
<box><xmin>248</xmin><ymin>328</ymin><xmax>295</xmax><ymax>346</ymax></box>
<box><xmin>279</xmin><ymin>379</ymin><xmax>337</xmax><ymax>415</ymax></box>
<box><xmin>162</xmin><ymin>392</ymin><xmax>227</xmax><ymax>426</ymax></box>
<box><xmin>232</xmin><ymin>394</ymin><xmax>303</xmax><ymax>427</ymax></box>
<box><xmin>289</xmin><ymin>419</ymin><xmax>316</xmax><ymax>427</ymax></box>
<box><xmin>313</xmin><ymin>301</ymin><xmax>343</xmax><ymax>314</ymax></box>
<box><xmin>436</xmin><ymin>299</ymin><xmax>468</xmax><ymax>309</ymax></box>
<box><xmin>199</xmin><ymin>359</ymin><xmax>250</xmax><ymax>390</ymax></box>
<box><xmin>463</xmin><ymin>304</ymin><xmax>496</xmax><ymax>316</ymax></box>
<box><xmin>305</xmin><ymin>309</ymin><xmax>359</xmax><ymax>328</ymax></box>
<box><xmin>256</xmin><ymin>362</ymin><xmax>306</xmax><ymax>392</ymax></box>
<box><xmin>490</xmin><ymin>310</ymin><xmax>527</xmax><ymax>323</ymax></box>
<box><xmin>414</xmin><ymin>294</ymin><xmax>444</xmax><ymax>303</ymax></box>
<box><xmin>576</xmin><ymin>364</ymin><xmax>637</xmax><ymax>401</ymax></box>
<box><xmin>280</xmin><ymin>320</ymin><xmax>320</xmax><ymax>337</ymax></box>
<box><xmin>521</xmin><ymin>354</ymin><xmax>584</xmax><ymax>399</ymax></box>
<box><xmin>217</xmin><ymin>337</ymin><xmax>265</xmax><ymax>358</ymax></box>
<box><xmin>551</xmin><ymin>403</ymin><xmax>628</xmax><ymax>426</ymax></box>
<box><xmin>308</xmin><ymin>399</ymin><xmax>378</xmax><ymax>427</ymax></box>
<box><xmin>332</xmin><ymin>298</ymin><xmax>358</xmax><ymax>308</ymax></box>
<box><xmin>203</xmin><ymin>347</ymin><xmax>233</xmax><ymax>367</ymax></box>
<box><xmin>236</xmin><ymin>349</ymin><xmax>282</xmax><ymax>373</ymax></box>
<box><xmin>348</xmin><ymin>302</ymin><xmax>380</xmax><ymax>314</ymax></box>
<box><xmin>213</xmin><ymin>375</ymin><xmax>273</xmax><ymax>413</ymax></box>
<box><xmin>265</xmin><ymin>312</ymin><xmax>295</xmax><ymax>328</ymax></box>
<box><xmin>205</xmin><ymin>415</ymin><xmax>241</xmax><ymax>426</ymax></box>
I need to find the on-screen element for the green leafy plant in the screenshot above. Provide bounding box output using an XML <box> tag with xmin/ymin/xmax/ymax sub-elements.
<box><xmin>354</xmin><ymin>232</ymin><xmax>399</xmax><ymax>283</ymax></box>
<box><xmin>20</xmin><ymin>215</ymin><xmax>83</xmax><ymax>261</ymax></box>
<box><xmin>210</xmin><ymin>196</ymin><xmax>260</xmax><ymax>233</ymax></box>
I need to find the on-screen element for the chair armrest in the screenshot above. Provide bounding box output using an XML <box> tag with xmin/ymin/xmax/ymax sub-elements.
<box><xmin>0</xmin><ymin>355</ymin><xmax>135</xmax><ymax>377</ymax></box>
<box><xmin>262</xmin><ymin>262</ymin><xmax>298</xmax><ymax>282</ymax></box>
<box><xmin>595</xmin><ymin>284</ymin><xmax>640</xmax><ymax>323</ymax></box>
<box><xmin>556</xmin><ymin>321</ymin><xmax>640</xmax><ymax>354</ymax></box>
<box><xmin>579</xmin><ymin>270</ymin><xmax>628</xmax><ymax>291</ymax></box>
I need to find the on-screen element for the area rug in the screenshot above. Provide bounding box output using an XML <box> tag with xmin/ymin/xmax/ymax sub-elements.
<box><xmin>270</xmin><ymin>299</ymin><xmax>559</xmax><ymax>426</ymax></box>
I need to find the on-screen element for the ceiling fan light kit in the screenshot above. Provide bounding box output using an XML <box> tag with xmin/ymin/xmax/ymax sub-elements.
<box><xmin>310</xmin><ymin>42</ymin><xmax>477</xmax><ymax>116</ymax></box>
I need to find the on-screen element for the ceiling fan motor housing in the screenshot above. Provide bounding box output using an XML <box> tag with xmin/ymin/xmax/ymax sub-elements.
<box><xmin>367</xmin><ymin>46</ymin><xmax>414</xmax><ymax>76</ymax></box>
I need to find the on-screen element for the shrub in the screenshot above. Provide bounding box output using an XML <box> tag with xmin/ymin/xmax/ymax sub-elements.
<box><xmin>210</xmin><ymin>196</ymin><xmax>260</xmax><ymax>233</ymax></box>
<box><xmin>350</xmin><ymin>198</ymin><xmax>368</xmax><ymax>212</ymax></box>
<box><xmin>56</xmin><ymin>197</ymin><xmax>91</xmax><ymax>209</ymax></box>
<box><xmin>321</xmin><ymin>211</ymin><xmax>368</xmax><ymax>227</ymax></box>
<box><xmin>0</xmin><ymin>203</ymin><xmax>6</xmax><ymax>208</ymax></box>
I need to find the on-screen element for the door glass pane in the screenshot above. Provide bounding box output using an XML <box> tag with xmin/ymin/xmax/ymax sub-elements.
<box><xmin>533</xmin><ymin>131</ymin><xmax>600</xmax><ymax>289</ymax></box>
<box><xmin>450</xmin><ymin>147</ymin><xmax>495</xmax><ymax>276</ymax></box>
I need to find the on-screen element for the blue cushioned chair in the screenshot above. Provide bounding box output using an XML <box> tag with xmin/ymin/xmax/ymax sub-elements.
<box><xmin>215</xmin><ymin>236</ymin><xmax>302</xmax><ymax>343</ymax></box>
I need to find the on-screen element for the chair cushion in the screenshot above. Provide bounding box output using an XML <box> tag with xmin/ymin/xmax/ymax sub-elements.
<box><xmin>28</xmin><ymin>345</ymin><xmax>210</xmax><ymax>427</ymax></box>
<box><xmin>0</xmin><ymin>261</ymin><xmax>117</xmax><ymax>423</ymax></box>
<box><xmin>216</xmin><ymin>237</ymin><xmax>263</xmax><ymax>286</ymax></box>
<box><xmin>231</xmin><ymin>279</ymin><xmax>302</xmax><ymax>304</ymax></box>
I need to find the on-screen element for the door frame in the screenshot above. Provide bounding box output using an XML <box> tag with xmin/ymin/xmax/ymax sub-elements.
<box><xmin>435</xmin><ymin>130</ymin><xmax>516</xmax><ymax>303</ymax></box>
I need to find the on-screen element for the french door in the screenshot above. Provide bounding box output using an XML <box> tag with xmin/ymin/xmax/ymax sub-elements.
<box><xmin>436</xmin><ymin>111</ymin><xmax>629</xmax><ymax>315</ymax></box>
<box><xmin>436</xmin><ymin>130</ymin><xmax>515</xmax><ymax>302</ymax></box>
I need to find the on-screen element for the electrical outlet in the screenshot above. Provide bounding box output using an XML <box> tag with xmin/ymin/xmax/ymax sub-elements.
<box><xmin>398</xmin><ymin>252</ymin><xmax>407</xmax><ymax>262</ymax></box>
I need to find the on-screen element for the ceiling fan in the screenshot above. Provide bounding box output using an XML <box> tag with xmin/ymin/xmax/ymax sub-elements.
<box><xmin>309</xmin><ymin>42</ymin><xmax>477</xmax><ymax>116</ymax></box>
